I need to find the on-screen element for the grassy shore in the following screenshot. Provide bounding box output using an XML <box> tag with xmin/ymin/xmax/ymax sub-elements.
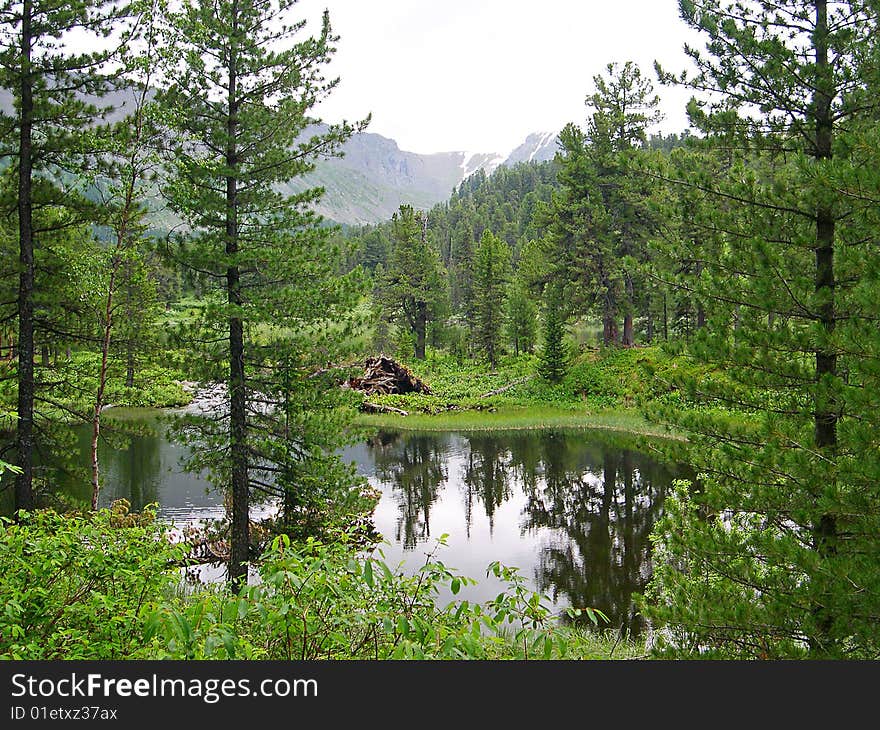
<box><xmin>350</xmin><ymin>346</ymin><xmax>700</xmax><ymax>439</ymax></box>
<box><xmin>354</xmin><ymin>403</ymin><xmax>685</xmax><ymax>439</ymax></box>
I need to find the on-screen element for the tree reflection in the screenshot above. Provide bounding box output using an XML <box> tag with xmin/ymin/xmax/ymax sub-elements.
<box><xmin>521</xmin><ymin>430</ymin><xmax>679</xmax><ymax>636</ymax></box>
<box><xmin>368</xmin><ymin>432</ymin><xmax>448</xmax><ymax>549</ymax></box>
<box><xmin>338</xmin><ymin>428</ymin><xmax>687</xmax><ymax>638</ymax></box>
<box><xmin>97</xmin><ymin>418</ymin><xmax>162</xmax><ymax>510</ymax></box>
<box><xmin>460</xmin><ymin>434</ymin><xmax>512</xmax><ymax>535</ymax></box>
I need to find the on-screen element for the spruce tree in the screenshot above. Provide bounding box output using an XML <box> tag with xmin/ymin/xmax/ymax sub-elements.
<box><xmin>473</xmin><ymin>229</ymin><xmax>511</xmax><ymax>366</ymax></box>
<box><xmin>538</xmin><ymin>284</ymin><xmax>568</xmax><ymax>383</ymax></box>
<box><xmin>643</xmin><ymin>0</ymin><xmax>880</xmax><ymax>657</ymax></box>
<box><xmin>381</xmin><ymin>204</ymin><xmax>447</xmax><ymax>360</ymax></box>
<box><xmin>546</xmin><ymin>62</ymin><xmax>661</xmax><ymax>347</ymax></box>
<box><xmin>505</xmin><ymin>280</ymin><xmax>537</xmax><ymax>356</ymax></box>
<box><xmin>159</xmin><ymin>0</ymin><xmax>366</xmax><ymax>587</ymax></box>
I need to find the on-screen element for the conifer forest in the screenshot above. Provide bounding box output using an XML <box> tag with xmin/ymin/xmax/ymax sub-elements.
<box><xmin>1</xmin><ymin>0</ymin><xmax>879</xmax><ymax>661</ymax></box>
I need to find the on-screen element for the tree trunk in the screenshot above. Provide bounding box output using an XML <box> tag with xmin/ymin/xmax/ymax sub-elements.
<box><xmin>622</xmin><ymin>273</ymin><xmax>634</xmax><ymax>346</ymax></box>
<box><xmin>601</xmin><ymin>274</ymin><xmax>618</xmax><ymax>346</ymax></box>
<box><xmin>91</xmin><ymin>260</ymin><xmax>120</xmax><ymax>511</ymax></box>
<box><xmin>811</xmin><ymin>0</ymin><xmax>837</xmax><ymax>653</ymax></box>
<box><xmin>414</xmin><ymin>301</ymin><xmax>427</xmax><ymax>360</ymax></box>
<box><xmin>15</xmin><ymin>0</ymin><xmax>36</xmax><ymax>513</ymax></box>
<box><xmin>226</xmin><ymin>4</ymin><xmax>249</xmax><ymax>589</ymax></box>
<box><xmin>622</xmin><ymin>314</ymin><xmax>633</xmax><ymax>347</ymax></box>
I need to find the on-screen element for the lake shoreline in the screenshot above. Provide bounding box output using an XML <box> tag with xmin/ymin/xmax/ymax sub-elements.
<box><xmin>353</xmin><ymin>405</ymin><xmax>687</xmax><ymax>440</ymax></box>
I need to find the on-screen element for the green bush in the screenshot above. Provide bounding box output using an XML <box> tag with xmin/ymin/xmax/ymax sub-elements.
<box><xmin>145</xmin><ymin>533</ymin><xmax>613</xmax><ymax>660</ymax></box>
<box><xmin>0</xmin><ymin>503</ymin><xmax>186</xmax><ymax>659</ymax></box>
<box><xmin>0</xmin><ymin>506</ymin><xmax>632</xmax><ymax>660</ymax></box>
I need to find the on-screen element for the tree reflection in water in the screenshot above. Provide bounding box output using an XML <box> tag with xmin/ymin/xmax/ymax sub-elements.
<box><xmin>460</xmin><ymin>434</ymin><xmax>512</xmax><ymax>535</ymax></box>
<box><xmin>366</xmin><ymin>428</ymin><xmax>689</xmax><ymax>637</ymax></box>
<box><xmin>369</xmin><ymin>431</ymin><xmax>448</xmax><ymax>550</ymax></box>
<box><xmin>520</xmin><ymin>430</ymin><xmax>681</xmax><ymax>636</ymax></box>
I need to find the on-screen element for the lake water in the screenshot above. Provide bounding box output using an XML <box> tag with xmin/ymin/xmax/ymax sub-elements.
<box><xmin>27</xmin><ymin>408</ymin><xmax>689</xmax><ymax>636</ymax></box>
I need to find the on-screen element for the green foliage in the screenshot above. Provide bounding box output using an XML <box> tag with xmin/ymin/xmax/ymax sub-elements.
<box><xmin>0</xmin><ymin>503</ymin><xmax>185</xmax><ymax>659</ymax></box>
<box><xmin>505</xmin><ymin>281</ymin><xmax>538</xmax><ymax>356</ymax></box>
<box><xmin>0</xmin><ymin>508</ymin><xmax>629</xmax><ymax>660</ymax></box>
<box><xmin>145</xmin><ymin>533</ymin><xmax>620</xmax><ymax>660</ymax></box>
<box><xmin>157</xmin><ymin>0</ymin><xmax>370</xmax><ymax>569</ymax></box>
<box><xmin>538</xmin><ymin>284</ymin><xmax>569</xmax><ymax>383</ymax></box>
<box><xmin>0</xmin><ymin>352</ymin><xmax>191</xmax><ymax>423</ymax></box>
<box><xmin>642</xmin><ymin>0</ymin><xmax>880</xmax><ymax>658</ymax></box>
<box><xmin>540</xmin><ymin>61</ymin><xmax>662</xmax><ymax>347</ymax></box>
<box><xmin>378</xmin><ymin>205</ymin><xmax>448</xmax><ymax>360</ymax></box>
<box><xmin>473</xmin><ymin>230</ymin><xmax>511</xmax><ymax>365</ymax></box>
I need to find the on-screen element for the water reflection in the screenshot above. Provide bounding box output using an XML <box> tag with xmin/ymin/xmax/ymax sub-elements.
<box><xmin>9</xmin><ymin>410</ymin><xmax>685</xmax><ymax>637</ymax></box>
<box><xmin>461</xmin><ymin>435</ymin><xmax>513</xmax><ymax>533</ymax></box>
<box><xmin>369</xmin><ymin>432</ymin><xmax>447</xmax><ymax>549</ymax></box>
<box><xmin>359</xmin><ymin>429</ymin><xmax>687</xmax><ymax>636</ymax></box>
<box><xmin>522</xmin><ymin>436</ymin><xmax>671</xmax><ymax>636</ymax></box>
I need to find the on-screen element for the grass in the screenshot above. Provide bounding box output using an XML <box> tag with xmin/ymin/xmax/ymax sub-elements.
<box><xmin>351</xmin><ymin>346</ymin><xmax>701</xmax><ymax>439</ymax></box>
<box><xmin>0</xmin><ymin>351</ymin><xmax>192</xmax><ymax>426</ymax></box>
<box><xmin>354</xmin><ymin>404</ymin><xmax>685</xmax><ymax>439</ymax></box>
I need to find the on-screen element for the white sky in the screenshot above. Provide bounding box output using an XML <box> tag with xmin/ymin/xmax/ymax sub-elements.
<box><xmin>295</xmin><ymin>0</ymin><xmax>703</xmax><ymax>155</ymax></box>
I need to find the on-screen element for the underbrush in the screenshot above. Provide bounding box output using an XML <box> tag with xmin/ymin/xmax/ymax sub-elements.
<box><xmin>363</xmin><ymin>346</ymin><xmax>709</xmax><ymax>416</ymax></box>
<box><xmin>0</xmin><ymin>505</ymin><xmax>643</xmax><ymax>661</ymax></box>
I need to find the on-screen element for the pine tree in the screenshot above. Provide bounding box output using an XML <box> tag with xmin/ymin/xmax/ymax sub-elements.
<box><xmin>643</xmin><ymin>0</ymin><xmax>880</xmax><ymax>657</ymax></box>
<box><xmin>538</xmin><ymin>284</ymin><xmax>568</xmax><ymax>383</ymax></box>
<box><xmin>381</xmin><ymin>205</ymin><xmax>447</xmax><ymax>360</ymax></box>
<box><xmin>473</xmin><ymin>229</ymin><xmax>511</xmax><ymax>366</ymax></box>
<box><xmin>546</xmin><ymin>62</ymin><xmax>661</xmax><ymax>346</ymax></box>
<box><xmin>505</xmin><ymin>280</ymin><xmax>537</xmax><ymax>356</ymax></box>
<box><xmin>159</xmin><ymin>0</ymin><xmax>367</xmax><ymax>587</ymax></box>
<box><xmin>0</xmin><ymin>0</ymin><xmax>135</xmax><ymax>512</ymax></box>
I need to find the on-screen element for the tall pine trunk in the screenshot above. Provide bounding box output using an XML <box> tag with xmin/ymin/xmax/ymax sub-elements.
<box><xmin>811</xmin><ymin>0</ymin><xmax>837</xmax><ymax>651</ymax></box>
<box><xmin>15</xmin><ymin>0</ymin><xmax>35</xmax><ymax>513</ymax></box>
<box><xmin>414</xmin><ymin>301</ymin><xmax>427</xmax><ymax>360</ymax></box>
<box><xmin>602</xmin><ymin>285</ymin><xmax>618</xmax><ymax>347</ymax></box>
<box><xmin>226</xmin><ymin>4</ymin><xmax>249</xmax><ymax>588</ymax></box>
<box><xmin>622</xmin><ymin>273</ymin><xmax>634</xmax><ymax>346</ymax></box>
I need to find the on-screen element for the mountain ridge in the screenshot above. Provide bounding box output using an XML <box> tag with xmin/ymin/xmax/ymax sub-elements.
<box><xmin>0</xmin><ymin>87</ymin><xmax>558</xmax><ymax>225</ymax></box>
<box><xmin>290</xmin><ymin>126</ymin><xmax>559</xmax><ymax>225</ymax></box>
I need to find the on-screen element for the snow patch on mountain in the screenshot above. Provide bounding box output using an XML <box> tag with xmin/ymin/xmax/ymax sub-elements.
<box><xmin>502</xmin><ymin>131</ymin><xmax>560</xmax><ymax>167</ymax></box>
<box><xmin>459</xmin><ymin>151</ymin><xmax>507</xmax><ymax>179</ymax></box>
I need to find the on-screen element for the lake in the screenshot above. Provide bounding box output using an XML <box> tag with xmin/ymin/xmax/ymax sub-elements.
<box><xmin>27</xmin><ymin>408</ymin><xmax>690</xmax><ymax>636</ymax></box>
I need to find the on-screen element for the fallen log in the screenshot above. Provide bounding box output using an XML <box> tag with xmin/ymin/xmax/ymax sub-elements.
<box><xmin>480</xmin><ymin>375</ymin><xmax>535</xmax><ymax>398</ymax></box>
<box><xmin>360</xmin><ymin>401</ymin><xmax>409</xmax><ymax>416</ymax></box>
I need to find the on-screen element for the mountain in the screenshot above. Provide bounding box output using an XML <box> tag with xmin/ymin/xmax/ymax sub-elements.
<box><xmin>1</xmin><ymin>85</ymin><xmax>558</xmax><ymax>226</ymax></box>
<box><xmin>290</xmin><ymin>128</ymin><xmax>561</xmax><ymax>225</ymax></box>
<box><xmin>285</xmin><ymin>128</ymin><xmax>525</xmax><ymax>226</ymax></box>
<box><xmin>502</xmin><ymin>131</ymin><xmax>560</xmax><ymax>167</ymax></box>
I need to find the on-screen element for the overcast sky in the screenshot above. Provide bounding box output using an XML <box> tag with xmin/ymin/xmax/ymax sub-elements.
<box><xmin>295</xmin><ymin>0</ymin><xmax>703</xmax><ymax>155</ymax></box>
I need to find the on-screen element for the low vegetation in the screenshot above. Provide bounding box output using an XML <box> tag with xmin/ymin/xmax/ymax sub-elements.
<box><xmin>353</xmin><ymin>345</ymin><xmax>708</xmax><ymax>438</ymax></box>
<box><xmin>0</xmin><ymin>505</ymin><xmax>640</xmax><ymax>660</ymax></box>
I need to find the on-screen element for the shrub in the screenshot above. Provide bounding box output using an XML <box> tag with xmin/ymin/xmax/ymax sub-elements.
<box><xmin>0</xmin><ymin>502</ymin><xmax>186</xmax><ymax>659</ymax></box>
